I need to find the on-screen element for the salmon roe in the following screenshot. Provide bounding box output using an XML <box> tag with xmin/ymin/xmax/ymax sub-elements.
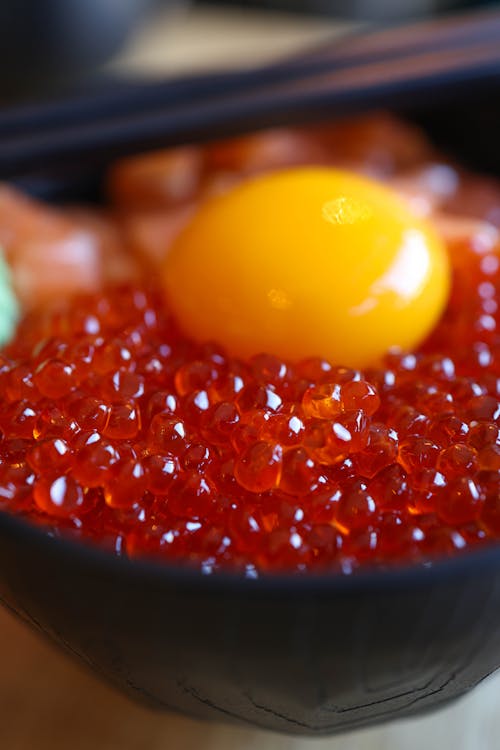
<box><xmin>0</xmin><ymin>206</ymin><xmax>499</xmax><ymax>578</ymax></box>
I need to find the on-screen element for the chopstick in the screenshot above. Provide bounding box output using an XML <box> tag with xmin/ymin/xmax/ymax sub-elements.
<box><xmin>292</xmin><ymin>5</ymin><xmax>500</xmax><ymax>65</ymax></box>
<box><xmin>1</xmin><ymin>7</ymin><xmax>500</xmax><ymax>178</ymax></box>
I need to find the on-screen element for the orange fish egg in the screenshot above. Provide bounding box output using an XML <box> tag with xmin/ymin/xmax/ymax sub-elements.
<box><xmin>163</xmin><ymin>167</ymin><xmax>450</xmax><ymax>367</ymax></box>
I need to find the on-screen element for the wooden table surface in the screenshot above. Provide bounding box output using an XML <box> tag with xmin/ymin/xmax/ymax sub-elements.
<box><xmin>2</xmin><ymin>604</ymin><xmax>500</xmax><ymax>750</ymax></box>
<box><xmin>3</xmin><ymin>5</ymin><xmax>500</xmax><ymax>748</ymax></box>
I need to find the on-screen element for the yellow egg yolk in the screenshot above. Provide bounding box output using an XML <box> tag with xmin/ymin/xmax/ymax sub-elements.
<box><xmin>163</xmin><ymin>167</ymin><xmax>450</xmax><ymax>367</ymax></box>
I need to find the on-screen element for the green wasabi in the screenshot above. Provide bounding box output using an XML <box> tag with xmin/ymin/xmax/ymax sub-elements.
<box><xmin>0</xmin><ymin>249</ymin><xmax>19</xmax><ymax>346</ymax></box>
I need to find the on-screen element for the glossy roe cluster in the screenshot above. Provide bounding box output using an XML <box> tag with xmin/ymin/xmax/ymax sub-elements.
<box><xmin>0</xmin><ymin>216</ymin><xmax>500</xmax><ymax>576</ymax></box>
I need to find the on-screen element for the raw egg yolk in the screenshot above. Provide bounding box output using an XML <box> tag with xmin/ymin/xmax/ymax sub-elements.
<box><xmin>163</xmin><ymin>167</ymin><xmax>449</xmax><ymax>367</ymax></box>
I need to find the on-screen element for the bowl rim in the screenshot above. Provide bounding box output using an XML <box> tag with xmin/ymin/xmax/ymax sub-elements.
<box><xmin>2</xmin><ymin>507</ymin><xmax>500</xmax><ymax>595</ymax></box>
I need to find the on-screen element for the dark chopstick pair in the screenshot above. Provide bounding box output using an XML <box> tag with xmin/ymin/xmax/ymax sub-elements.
<box><xmin>1</xmin><ymin>6</ymin><xmax>500</xmax><ymax>178</ymax></box>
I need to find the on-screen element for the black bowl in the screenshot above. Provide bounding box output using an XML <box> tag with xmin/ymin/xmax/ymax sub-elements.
<box><xmin>1</xmin><ymin>65</ymin><xmax>500</xmax><ymax>737</ymax></box>
<box><xmin>2</xmin><ymin>512</ymin><xmax>500</xmax><ymax>736</ymax></box>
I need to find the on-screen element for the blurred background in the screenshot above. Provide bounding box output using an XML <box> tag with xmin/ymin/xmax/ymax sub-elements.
<box><xmin>0</xmin><ymin>0</ymin><xmax>498</xmax><ymax>103</ymax></box>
